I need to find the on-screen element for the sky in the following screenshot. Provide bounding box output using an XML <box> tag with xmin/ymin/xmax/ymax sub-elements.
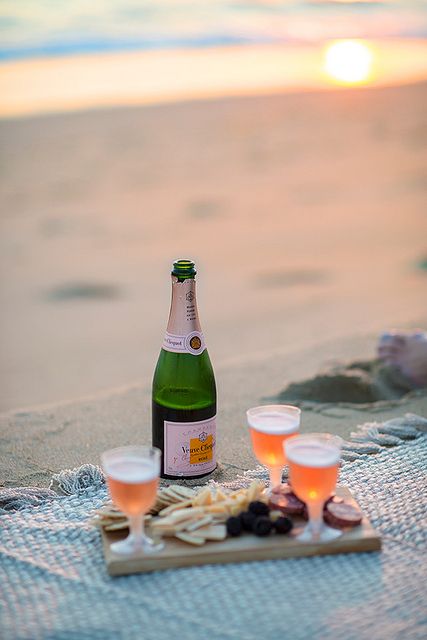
<box><xmin>0</xmin><ymin>1</ymin><xmax>426</xmax><ymax>61</ymax></box>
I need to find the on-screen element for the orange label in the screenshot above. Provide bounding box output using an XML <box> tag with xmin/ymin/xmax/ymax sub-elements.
<box><xmin>190</xmin><ymin>434</ymin><xmax>213</xmax><ymax>465</ymax></box>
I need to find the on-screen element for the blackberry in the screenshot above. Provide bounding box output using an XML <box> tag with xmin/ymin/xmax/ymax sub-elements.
<box><xmin>252</xmin><ymin>516</ymin><xmax>273</xmax><ymax>537</ymax></box>
<box><xmin>240</xmin><ymin>511</ymin><xmax>256</xmax><ymax>532</ymax></box>
<box><xmin>274</xmin><ymin>516</ymin><xmax>293</xmax><ymax>535</ymax></box>
<box><xmin>226</xmin><ymin>516</ymin><xmax>242</xmax><ymax>537</ymax></box>
<box><xmin>248</xmin><ymin>501</ymin><xmax>270</xmax><ymax>516</ymax></box>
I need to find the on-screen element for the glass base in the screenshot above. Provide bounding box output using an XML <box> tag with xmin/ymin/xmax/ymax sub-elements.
<box><xmin>292</xmin><ymin>522</ymin><xmax>343</xmax><ymax>543</ymax></box>
<box><xmin>111</xmin><ymin>532</ymin><xmax>165</xmax><ymax>556</ymax></box>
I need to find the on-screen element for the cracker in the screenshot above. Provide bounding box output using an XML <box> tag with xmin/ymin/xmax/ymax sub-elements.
<box><xmin>166</xmin><ymin>485</ymin><xmax>195</xmax><ymax>500</ymax></box>
<box><xmin>229</xmin><ymin>504</ymin><xmax>243</xmax><ymax>517</ymax></box>
<box><xmin>161</xmin><ymin>488</ymin><xmax>183</xmax><ymax>504</ymax></box>
<box><xmin>104</xmin><ymin>520</ymin><xmax>129</xmax><ymax>531</ymax></box>
<box><xmin>88</xmin><ymin>518</ymin><xmax>107</xmax><ymax>528</ymax></box>
<box><xmin>149</xmin><ymin>520</ymin><xmax>192</xmax><ymax>537</ymax></box>
<box><xmin>156</xmin><ymin>494</ymin><xmax>175</xmax><ymax>507</ymax></box>
<box><xmin>169</xmin><ymin>507</ymin><xmax>204</xmax><ymax>522</ymax></box>
<box><xmin>102</xmin><ymin>514</ymin><xmax>151</xmax><ymax>532</ymax></box>
<box><xmin>193</xmin><ymin>487</ymin><xmax>212</xmax><ymax>506</ymax></box>
<box><xmin>196</xmin><ymin>524</ymin><xmax>227</xmax><ymax>541</ymax></box>
<box><xmin>151</xmin><ymin>520</ymin><xmax>188</xmax><ymax>536</ymax></box>
<box><xmin>247</xmin><ymin>480</ymin><xmax>263</xmax><ymax>502</ymax></box>
<box><xmin>151</xmin><ymin>516</ymin><xmax>179</xmax><ymax>529</ymax></box>
<box><xmin>158</xmin><ymin>499</ymin><xmax>193</xmax><ymax>517</ymax></box>
<box><xmin>96</xmin><ymin>517</ymin><xmax>126</xmax><ymax>527</ymax></box>
<box><xmin>100</xmin><ymin>501</ymin><xmax>120</xmax><ymax>511</ymax></box>
<box><xmin>175</xmin><ymin>532</ymin><xmax>206</xmax><ymax>546</ymax></box>
<box><xmin>204</xmin><ymin>504</ymin><xmax>229</xmax><ymax>514</ymax></box>
<box><xmin>214</xmin><ymin>488</ymin><xmax>228</xmax><ymax>502</ymax></box>
<box><xmin>150</xmin><ymin>500</ymin><xmax>169</xmax><ymax>514</ymax></box>
<box><xmin>185</xmin><ymin>516</ymin><xmax>213</xmax><ymax>532</ymax></box>
<box><xmin>211</xmin><ymin>514</ymin><xmax>228</xmax><ymax>524</ymax></box>
<box><xmin>149</xmin><ymin>501</ymin><xmax>167</xmax><ymax>514</ymax></box>
<box><xmin>171</xmin><ymin>486</ymin><xmax>196</xmax><ymax>499</ymax></box>
<box><xmin>94</xmin><ymin>508</ymin><xmax>125</xmax><ymax>519</ymax></box>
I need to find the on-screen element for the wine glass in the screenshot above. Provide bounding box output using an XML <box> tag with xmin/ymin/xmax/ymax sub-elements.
<box><xmin>246</xmin><ymin>404</ymin><xmax>301</xmax><ymax>492</ymax></box>
<box><xmin>101</xmin><ymin>445</ymin><xmax>164</xmax><ymax>555</ymax></box>
<box><xmin>285</xmin><ymin>433</ymin><xmax>342</xmax><ymax>543</ymax></box>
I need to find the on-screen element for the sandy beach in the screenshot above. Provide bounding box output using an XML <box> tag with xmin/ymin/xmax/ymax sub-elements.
<box><xmin>1</xmin><ymin>81</ymin><xmax>427</xmax><ymax>407</ymax></box>
<box><xmin>1</xmin><ymin>80</ymin><xmax>427</xmax><ymax>486</ymax></box>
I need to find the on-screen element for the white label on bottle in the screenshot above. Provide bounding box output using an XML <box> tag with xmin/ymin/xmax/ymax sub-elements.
<box><xmin>164</xmin><ymin>415</ymin><xmax>216</xmax><ymax>477</ymax></box>
<box><xmin>163</xmin><ymin>331</ymin><xmax>206</xmax><ymax>356</ymax></box>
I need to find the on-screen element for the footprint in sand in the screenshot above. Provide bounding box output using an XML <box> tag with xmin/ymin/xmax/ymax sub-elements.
<box><xmin>254</xmin><ymin>269</ymin><xmax>328</xmax><ymax>289</ymax></box>
<box><xmin>46</xmin><ymin>282</ymin><xmax>122</xmax><ymax>302</ymax></box>
<box><xmin>274</xmin><ymin>359</ymin><xmax>421</xmax><ymax>406</ymax></box>
<box><xmin>186</xmin><ymin>200</ymin><xmax>223</xmax><ymax>219</ymax></box>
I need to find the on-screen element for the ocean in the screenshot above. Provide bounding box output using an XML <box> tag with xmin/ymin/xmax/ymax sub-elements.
<box><xmin>1</xmin><ymin>0</ymin><xmax>427</xmax><ymax>62</ymax></box>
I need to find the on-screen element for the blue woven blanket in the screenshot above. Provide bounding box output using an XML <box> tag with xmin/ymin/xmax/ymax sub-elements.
<box><xmin>1</xmin><ymin>426</ymin><xmax>426</xmax><ymax>640</ymax></box>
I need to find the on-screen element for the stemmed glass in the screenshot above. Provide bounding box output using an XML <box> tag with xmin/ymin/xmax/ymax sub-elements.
<box><xmin>246</xmin><ymin>404</ymin><xmax>301</xmax><ymax>492</ymax></box>
<box><xmin>285</xmin><ymin>433</ymin><xmax>342</xmax><ymax>543</ymax></box>
<box><xmin>101</xmin><ymin>445</ymin><xmax>164</xmax><ymax>555</ymax></box>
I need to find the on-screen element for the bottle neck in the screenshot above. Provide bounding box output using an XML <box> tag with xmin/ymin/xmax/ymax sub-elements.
<box><xmin>167</xmin><ymin>275</ymin><xmax>201</xmax><ymax>334</ymax></box>
<box><xmin>162</xmin><ymin>276</ymin><xmax>205</xmax><ymax>355</ymax></box>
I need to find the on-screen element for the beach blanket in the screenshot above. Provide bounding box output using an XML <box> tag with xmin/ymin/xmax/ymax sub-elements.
<box><xmin>1</xmin><ymin>417</ymin><xmax>426</xmax><ymax>640</ymax></box>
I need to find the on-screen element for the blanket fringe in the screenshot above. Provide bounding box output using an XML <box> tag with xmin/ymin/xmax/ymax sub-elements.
<box><xmin>50</xmin><ymin>463</ymin><xmax>105</xmax><ymax>495</ymax></box>
<box><xmin>0</xmin><ymin>487</ymin><xmax>59</xmax><ymax>514</ymax></box>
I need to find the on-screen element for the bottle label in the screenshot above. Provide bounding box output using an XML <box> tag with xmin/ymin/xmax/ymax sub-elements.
<box><xmin>162</xmin><ymin>330</ymin><xmax>206</xmax><ymax>355</ymax></box>
<box><xmin>164</xmin><ymin>415</ymin><xmax>216</xmax><ymax>476</ymax></box>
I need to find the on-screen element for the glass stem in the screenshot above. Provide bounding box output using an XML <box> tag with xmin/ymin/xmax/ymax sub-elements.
<box><xmin>269</xmin><ymin>466</ymin><xmax>282</xmax><ymax>491</ymax></box>
<box><xmin>307</xmin><ymin>502</ymin><xmax>323</xmax><ymax>541</ymax></box>
<box><xmin>129</xmin><ymin>514</ymin><xmax>143</xmax><ymax>547</ymax></box>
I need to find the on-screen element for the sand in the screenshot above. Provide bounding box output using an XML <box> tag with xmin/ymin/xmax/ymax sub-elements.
<box><xmin>1</xmin><ymin>81</ymin><xmax>427</xmax><ymax>486</ymax></box>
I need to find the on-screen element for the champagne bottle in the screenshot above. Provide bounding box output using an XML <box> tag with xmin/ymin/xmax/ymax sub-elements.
<box><xmin>152</xmin><ymin>259</ymin><xmax>217</xmax><ymax>479</ymax></box>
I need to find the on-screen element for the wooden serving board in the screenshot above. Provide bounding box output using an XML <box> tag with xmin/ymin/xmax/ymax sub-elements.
<box><xmin>101</xmin><ymin>486</ymin><xmax>381</xmax><ymax>577</ymax></box>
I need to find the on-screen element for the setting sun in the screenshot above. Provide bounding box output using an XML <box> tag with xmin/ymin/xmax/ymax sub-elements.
<box><xmin>324</xmin><ymin>40</ymin><xmax>373</xmax><ymax>84</ymax></box>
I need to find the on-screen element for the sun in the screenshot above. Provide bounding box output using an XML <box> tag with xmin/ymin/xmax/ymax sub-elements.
<box><xmin>324</xmin><ymin>40</ymin><xmax>373</xmax><ymax>84</ymax></box>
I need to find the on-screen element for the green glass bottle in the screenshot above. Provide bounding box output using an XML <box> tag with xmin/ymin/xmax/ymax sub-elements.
<box><xmin>152</xmin><ymin>260</ymin><xmax>217</xmax><ymax>479</ymax></box>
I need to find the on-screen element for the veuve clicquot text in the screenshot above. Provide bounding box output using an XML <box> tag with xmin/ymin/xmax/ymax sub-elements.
<box><xmin>152</xmin><ymin>260</ymin><xmax>217</xmax><ymax>479</ymax></box>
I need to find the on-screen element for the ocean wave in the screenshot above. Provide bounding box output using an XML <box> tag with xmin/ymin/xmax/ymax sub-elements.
<box><xmin>0</xmin><ymin>0</ymin><xmax>426</xmax><ymax>62</ymax></box>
